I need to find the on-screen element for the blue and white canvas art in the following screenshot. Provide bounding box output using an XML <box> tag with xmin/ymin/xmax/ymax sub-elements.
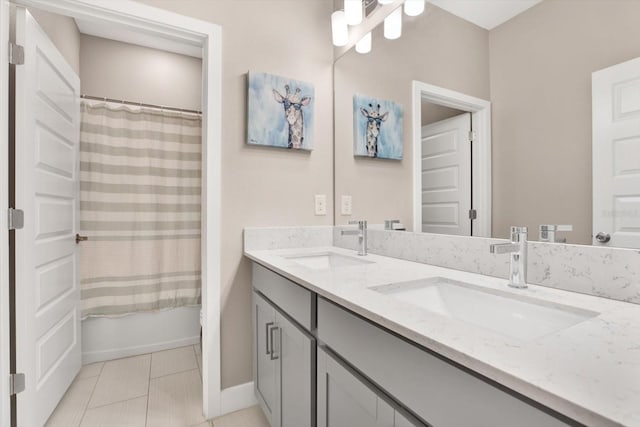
<box><xmin>353</xmin><ymin>94</ymin><xmax>403</xmax><ymax>159</ymax></box>
<box><xmin>247</xmin><ymin>72</ymin><xmax>315</xmax><ymax>150</ymax></box>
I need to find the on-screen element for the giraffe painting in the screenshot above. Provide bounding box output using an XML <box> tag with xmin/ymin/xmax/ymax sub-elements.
<box><xmin>247</xmin><ymin>72</ymin><xmax>315</xmax><ymax>151</ymax></box>
<box><xmin>353</xmin><ymin>94</ymin><xmax>404</xmax><ymax>160</ymax></box>
<box><xmin>360</xmin><ymin>103</ymin><xmax>388</xmax><ymax>157</ymax></box>
<box><xmin>273</xmin><ymin>85</ymin><xmax>311</xmax><ymax>149</ymax></box>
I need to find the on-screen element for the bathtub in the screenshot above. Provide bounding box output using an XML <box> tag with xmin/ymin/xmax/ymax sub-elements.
<box><xmin>81</xmin><ymin>306</ymin><xmax>201</xmax><ymax>364</ymax></box>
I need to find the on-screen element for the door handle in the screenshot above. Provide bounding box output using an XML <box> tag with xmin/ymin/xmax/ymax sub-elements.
<box><xmin>595</xmin><ymin>232</ymin><xmax>611</xmax><ymax>243</ymax></box>
<box><xmin>265</xmin><ymin>321</ymin><xmax>274</xmax><ymax>355</ymax></box>
<box><xmin>75</xmin><ymin>234</ymin><xmax>88</xmax><ymax>244</ymax></box>
<box><xmin>269</xmin><ymin>325</ymin><xmax>280</xmax><ymax>360</ymax></box>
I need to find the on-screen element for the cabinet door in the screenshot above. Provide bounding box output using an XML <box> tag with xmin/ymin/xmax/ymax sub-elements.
<box><xmin>276</xmin><ymin>311</ymin><xmax>314</xmax><ymax>427</ymax></box>
<box><xmin>317</xmin><ymin>347</ymin><xmax>394</xmax><ymax>427</ymax></box>
<box><xmin>253</xmin><ymin>292</ymin><xmax>277</xmax><ymax>426</ymax></box>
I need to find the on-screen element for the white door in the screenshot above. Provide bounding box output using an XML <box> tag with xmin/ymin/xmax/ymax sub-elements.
<box><xmin>420</xmin><ymin>113</ymin><xmax>472</xmax><ymax>235</ymax></box>
<box><xmin>593</xmin><ymin>57</ymin><xmax>640</xmax><ymax>248</ymax></box>
<box><xmin>14</xmin><ymin>8</ymin><xmax>81</xmax><ymax>426</ymax></box>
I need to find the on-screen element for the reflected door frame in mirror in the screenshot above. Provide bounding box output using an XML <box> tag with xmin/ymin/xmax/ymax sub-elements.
<box><xmin>411</xmin><ymin>81</ymin><xmax>491</xmax><ymax>237</ymax></box>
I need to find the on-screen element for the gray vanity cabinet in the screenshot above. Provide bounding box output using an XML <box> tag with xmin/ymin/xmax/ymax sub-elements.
<box><xmin>317</xmin><ymin>297</ymin><xmax>573</xmax><ymax>427</ymax></box>
<box><xmin>317</xmin><ymin>346</ymin><xmax>420</xmax><ymax>427</ymax></box>
<box><xmin>254</xmin><ymin>291</ymin><xmax>278</xmax><ymax>425</ymax></box>
<box><xmin>252</xmin><ymin>263</ymin><xmax>315</xmax><ymax>427</ymax></box>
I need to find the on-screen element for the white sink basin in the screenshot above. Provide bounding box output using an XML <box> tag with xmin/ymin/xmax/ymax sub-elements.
<box><xmin>285</xmin><ymin>252</ymin><xmax>374</xmax><ymax>270</ymax></box>
<box><xmin>373</xmin><ymin>277</ymin><xmax>598</xmax><ymax>341</ymax></box>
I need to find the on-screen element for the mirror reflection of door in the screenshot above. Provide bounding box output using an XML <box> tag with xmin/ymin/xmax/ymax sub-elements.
<box><xmin>333</xmin><ymin>0</ymin><xmax>640</xmax><ymax>248</ymax></box>
<box><xmin>420</xmin><ymin>109</ymin><xmax>472</xmax><ymax>236</ymax></box>
<box><xmin>592</xmin><ymin>57</ymin><xmax>640</xmax><ymax>249</ymax></box>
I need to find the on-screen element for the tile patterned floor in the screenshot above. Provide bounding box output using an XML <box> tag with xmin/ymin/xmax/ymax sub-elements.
<box><xmin>45</xmin><ymin>345</ymin><xmax>269</xmax><ymax>427</ymax></box>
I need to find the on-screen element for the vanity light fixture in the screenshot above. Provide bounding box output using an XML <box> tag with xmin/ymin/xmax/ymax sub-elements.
<box><xmin>404</xmin><ymin>0</ymin><xmax>425</xmax><ymax>16</ymax></box>
<box><xmin>345</xmin><ymin>0</ymin><xmax>363</xmax><ymax>26</ymax></box>
<box><xmin>331</xmin><ymin>10</ymin><xmax>349</xmax><ymax>46</ymax></box>
<box><xmin>355</xmin><ymin>31</ymin><xmax>372</xmax><ymax>54</ymax></box>
<box><xmin>384</xmin><ymin>7</ymin><xmax>402</xmax><ymax>40</ymax></box>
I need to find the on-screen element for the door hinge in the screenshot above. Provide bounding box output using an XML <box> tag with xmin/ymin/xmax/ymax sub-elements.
<box><xmin>8</xmin><ymin>208</ymin><xmax>24</xmax><ymax>230</ymax></box>
<box><xmin>468</xmin><ymin>131</ymin><xmax>476</xmax><ymax>142</ymax></box>
<box><xmin>469</xmin><ymin>209</ymin><xmax>477</xmax><ymax>220</ymax></box>
<box><xmin>9</xmin><ymin>43</ymin><xmax>24</xmax><ymax>65</ymax></box>
<box><xmin>9</xmin><ymin>373</ymin><xmax>25</xmax><ymax>396</ymax></box>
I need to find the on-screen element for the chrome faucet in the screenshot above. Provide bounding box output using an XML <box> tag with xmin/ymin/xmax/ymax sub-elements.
<box><xmin>539</xmin><ymin>224</ymin><xmax>572</xmax><ymax>243</ymax></box>
<box><xmin>341</xmin><ymin>220</ymin><xmax>367</xmax><ymax>256</ymax></box>
<box><xmin>384</xmin><ymin>219</ymin><xmax>400</xmax><ymax>230</ymax></box>
<box><xmin>489</xmin><ymin>226</ymin><xmax>528</xmax><ymax>289</ymax></box>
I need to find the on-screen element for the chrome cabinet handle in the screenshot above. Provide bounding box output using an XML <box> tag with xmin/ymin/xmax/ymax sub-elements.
<box><xmin>75</xmin><ymin>234</ymin><xmax>88</xmax><ymax>244</ymax></box>
<box><xmin>265</xmin><ymin>321</ymin><xmax>274</xmax><ymax>355</ymax></box>
<box><xmin>269</xmin><ymin>325</ymin><xmax>280</xmax><ymax>360</ymax></box>
<box><xmin>595</xmin><ymin>232</ymin><xmax>611</xmax><ymax>243</ymax></box>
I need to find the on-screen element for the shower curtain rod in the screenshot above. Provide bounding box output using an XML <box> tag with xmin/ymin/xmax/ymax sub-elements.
<box><xmin>80</xmin><ymin>94</ymin><xmax>202</xmax><ymax>115</ymax></box>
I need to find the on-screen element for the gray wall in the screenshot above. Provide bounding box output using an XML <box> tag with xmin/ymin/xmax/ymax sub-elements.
<box><xmin>490</xmin><ymin>0</ymin><xmax>640</xmax><ymax>243</ymax></box>
<box><xmin>29</xmin><ymin>8</ymin><xmax>80</xmax><ymax>74</ymax></box>
<box><xmin>79</xmin><ymin>35</ymin><xmax>202</xmax><ymax>111</ymax></box>
<box><xmin>135</xmin><ymin>0</ymin><xmax>335</xmax><ymax>390</ymax></box>
<box><xmin>334</xmin><ymin>4</ymin><xmax>490</xmax><ymax>228</ymax></box>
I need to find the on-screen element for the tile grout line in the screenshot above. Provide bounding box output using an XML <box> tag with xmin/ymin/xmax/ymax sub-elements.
<box><xmin>192</xmin><ymin>344</ymin><xmax>201</xmax><ymax>378</ymax></box>
<box><xmin>192</xmin><ymin>344</ymin><xmax>209</xmax><ymax>426</ymax></box>
<box><xmin>151</xmin><ymin>366</ymin><xmax>201</xmax><ymax>381</ymax></box>
<box><xmin>77</xmin><ymin>362</ymin><xmax>104</xmax><ymax>427</ymax></box>
<box><xmin>145</xmin><ymin>352</ymin><xmax>153</xmax><ymax>427</ymax></box>
<box><xmin>82</xmin><ymin>393</ymin><xmax>150</xmax><ymax>411</ymax></box>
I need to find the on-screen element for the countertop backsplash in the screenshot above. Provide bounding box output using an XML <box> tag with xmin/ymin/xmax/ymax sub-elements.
<box><xmin>334</xmin><ymin>227</ymin><xmax>640</xmax><ymax>305</ymax></box>
<box><xmin>244</xmin><ymin>226</ymin><xmax>333</xmax><ymax>251</ymax></box>
<box><xmin>243</xmin><ymin>226</ymin><xmax>640</xmax><ymax>305</ymax></box>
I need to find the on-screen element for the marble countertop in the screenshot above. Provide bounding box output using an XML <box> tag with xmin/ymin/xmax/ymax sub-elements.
<box><xmin>245</xmin><ymin>246</ymin><xmax>640</xmax><ymax>427</ymax></box>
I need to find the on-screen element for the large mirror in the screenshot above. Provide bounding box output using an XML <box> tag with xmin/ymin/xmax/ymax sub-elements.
<box><xmin>333</xmin><ymin>0</ymin><xmax>640</xmax><ymax>249</ymax></box>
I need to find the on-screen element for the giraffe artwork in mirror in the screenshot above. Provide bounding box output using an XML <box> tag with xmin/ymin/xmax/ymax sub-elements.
<box><xmin>353</xmin><ymin>94</ymin><xmax>403</xmax><ymax>160</ymax></box>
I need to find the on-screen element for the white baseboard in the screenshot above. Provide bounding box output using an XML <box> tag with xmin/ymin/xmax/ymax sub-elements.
<box><xmin>82</xmin><ymin>335</ymin><xmax>200</xmax><ymax>364</ymax></box>
<box><xmin>220</xmin><ymin>381</ymin><xmax>257</xmax><ymax>415</ymax></box>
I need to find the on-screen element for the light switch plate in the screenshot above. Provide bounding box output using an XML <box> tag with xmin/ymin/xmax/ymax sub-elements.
<box><xmin>315</xmin><ymin>194</ymin><xmax>327</xmax><ymax>215</ymax></box>
<box><xmin>341</xmin><ymin>195</ymin><xmax>352</xmax><ymax>215</ymax></box>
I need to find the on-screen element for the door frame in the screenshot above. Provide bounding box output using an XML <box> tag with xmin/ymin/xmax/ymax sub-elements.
<box><xmin>0</xmin><ymin>0</ymin><xmax>223</xmax><ymax>422</ymax></box>
<box><xmin>0</xmin><ymin>1</ymin><xmax>11</xmax><ymax>425</ymax></box>
<box><xmin>411</xmin><ymin>80</ymin><xmax>492</xmax><ymax>237</ymax></box>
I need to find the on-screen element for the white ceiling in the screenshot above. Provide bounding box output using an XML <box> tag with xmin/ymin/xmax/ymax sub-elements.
<box><xmin>75</xmin><ymin>18</ymin><xmax>202</xmax><ymax>58</ymax></box>
<box><xmin>75</xmin><ymin>1</ymin><xmax>541</xmax><ymax>55</ymax></box>
<box><xmin>427</xmin><ymin>0</ymin><xmax>543</xmax><ymax>30</ymax></box>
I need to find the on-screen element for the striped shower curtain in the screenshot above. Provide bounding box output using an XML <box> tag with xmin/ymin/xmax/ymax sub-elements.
<box><xmin>79</xmin><ymin>102</ymin><xmax>202</xmax><ymax>318</ymax></box>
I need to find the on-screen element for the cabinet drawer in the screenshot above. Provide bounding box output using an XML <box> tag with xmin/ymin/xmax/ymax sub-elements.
<box><xmin>253</xmin><ymin>263</ymin><xmax>313</xmax><ymax>331</ymax></box>
<box><xmin>317</xmin><ymin>297</ymin><xmax>574</xmax><ymax>427</ymax></box>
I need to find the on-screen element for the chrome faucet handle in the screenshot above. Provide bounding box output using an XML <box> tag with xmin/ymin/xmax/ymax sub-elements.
<box><xmin>491</xmin><ymin>226</ymin><xmax>528</xmax><ymax>289</ymax></box>
<box><xmin>509</xmin><ymin>226</ymin><xmax>528</xmax><ymax>242</ymax></box>
<box><xmin>539</xmin><ymin>224</ymin><xmax>572</xmax><ymax>242</ymax></box>
<box><xmin>384</xmin><ymin>219</ymin><xmax>400</xmax><ymax>230</ymax></box>
<box><xmin>540</xmin><ymin>224</ymin><xmax>573</xmax><ymax>232</ymax></box>
<box><xmin>343</xmin><ymin>220</ymin><xmax>368</xmax><ymax>256</ymax></box>
<box><xmin>348</xmin><ymin>220</ymin><xmax>367</xmax><ymax>228</ymax></box>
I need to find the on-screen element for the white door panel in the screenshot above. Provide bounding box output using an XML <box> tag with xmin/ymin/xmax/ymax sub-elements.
<box><xmin>14</xmin><ymin>8</ymin><xmax>81</xmax><ymax>426</ymax></box>
<box><xmin>420</xmin><ymin>113</ymin><xmax>471</xmax><ymax>235</ymax></box>
<box><xmin>593</xmin><ymin>56</ymin><xmax>640</xmax><ymax>248</ymax></box>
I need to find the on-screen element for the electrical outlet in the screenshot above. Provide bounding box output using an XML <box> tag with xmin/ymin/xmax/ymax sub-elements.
<box><xmin>315</xmin><ymin>194</ymin><xmax>327</xmax><ymax>215</ymax></box>
<box><xmin>341</xmin><ymin>195</ymin><xmax>352</xmax><ymax>215</ymax></box>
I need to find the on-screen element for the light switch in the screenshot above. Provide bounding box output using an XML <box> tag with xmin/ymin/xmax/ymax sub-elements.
<box><xmin>341</xmin><ymin>195</ymin><xmax>352</xmax><ymax>216</ymax></box>
<box><xmin>315</xmin><ymin>194</ymin><xmax>327</xmax><ymax>215</ymax></box>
